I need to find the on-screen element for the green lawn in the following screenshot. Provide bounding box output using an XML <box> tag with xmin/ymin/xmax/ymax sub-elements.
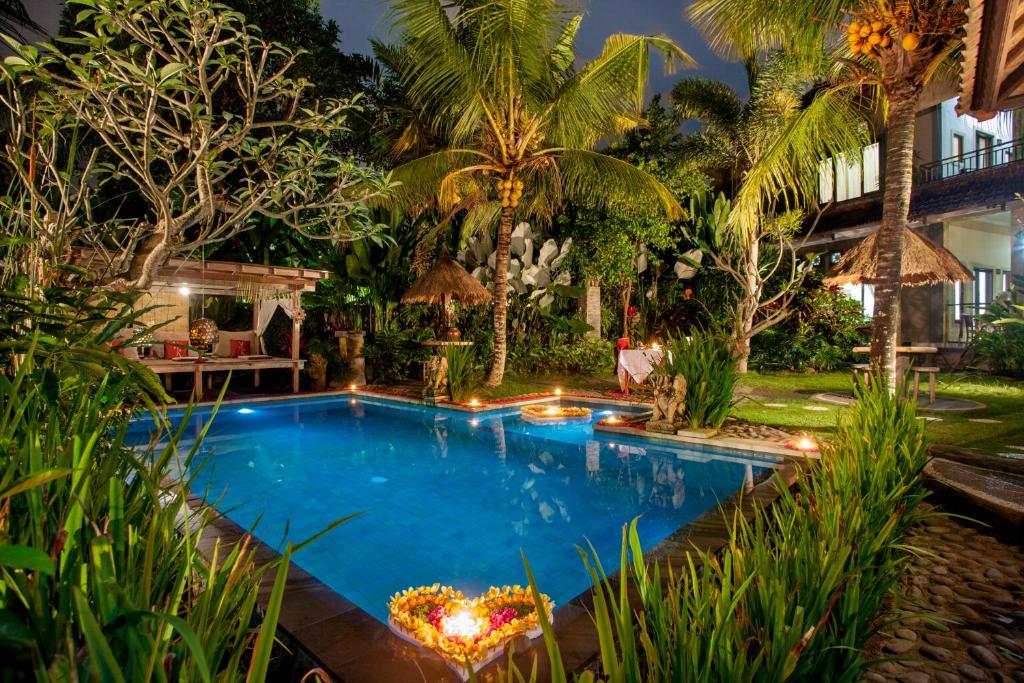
<box><xmin>482</xmin><ymin>369</ymin><xmax>1024</xmax><ymax>455</ymax></box>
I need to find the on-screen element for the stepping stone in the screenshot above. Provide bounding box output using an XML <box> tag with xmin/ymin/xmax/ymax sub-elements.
<box><xmin>967</xmin><ymin>644</ymin><xmax>1002</xmax><ymax>669</ymax></box>
<box><xmin>969</xmin><ymin>418</ymin><xmax>1002</xmax><ymax>424</ymax></box>
<box><xmin>998</xmin><ymin>452</ymin><xmax>1024</xmax><ymax>460</ymax></box>
<box><xmin>764</xmin><ymin>403</ymin><xmax>787</xmax><ymax>408</ymax></box>
<box><xmin>802</xmin><ymin>405</ymin><xmax>830</xmax><ymax>412</ymax></box>
<box><xmin>1006</xmin><ymin>445</ymin><xmax>1024</xmax><ymax>451</ymax></box>
<box><xmin>917</xmin><ymin>416</ymin><xmax>943</xmax><ymax>421</ymax></box>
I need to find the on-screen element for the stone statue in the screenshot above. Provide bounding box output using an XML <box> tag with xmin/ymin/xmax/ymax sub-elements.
<box><xmin>648</xmin><ymin>373</ymin><xmax>687</xmax><ymax>433</ymax></box>
<box><xmin>307</xmin><ymin>352</ymin><xmax>328</xmax><ymax>391</ymax></box>
<box><xmin>423</xmin><ymin>354</ymin><xmax>449</xmax><ymax>401</ymax></box>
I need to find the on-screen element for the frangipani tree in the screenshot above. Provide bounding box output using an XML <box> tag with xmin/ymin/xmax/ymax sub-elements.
<box><xmin>674</xmin><ymin>51</ymin><xmax>867</xmax><ymax>371</ymax></box>
<box><xmin>0</xmin><ymin>0</ymin><xmax>392</xmax><ymax>290</ymax></box>
<box><xmin>690</xmin><ymin>0</ymin><xmax>968</xmax><ymax>390</ymax></box>
<box><xmin>382</xmin><ymin>0</ymin><xmax>689</xmax><ymax>386</ymax></box>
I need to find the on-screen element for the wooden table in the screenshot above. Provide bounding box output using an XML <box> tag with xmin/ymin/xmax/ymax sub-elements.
<box><xmin>141</xmin><ymin>356</ymin><xmax>305</xmax><ymax>400</ymax></box>
<box><xmin>852</xmin><ymin>346</ymin><xmax>938</xmax><ymax>377</ymax></box>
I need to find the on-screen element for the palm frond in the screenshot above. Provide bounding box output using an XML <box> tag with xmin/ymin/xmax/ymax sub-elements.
<box><xmin>384</xmin><ymin>149</ymin><xmax>494</xmax><ymax>211</ymax></box>
<box><xmin>547</xmin><ymin>34</ymin><xmax>694</xmax><ymax>148</ymax></box>
<box><xmin>730</xmin><ymin>84</ymin><xmax>866</xmax><ymax>237</ymax></box>
<box><xmin>556</xmin><ymin>150</ymin><xmax>683</xmax><ymax>220</ymax></box>
<box><xmin>689</xmin><ymin>0</ymin><xmax>848</xmax><ymax>62</ymax></box>
<box><xmin>671</xmin><ymin>77</ymin><xmax>743</xmax><ymax>135</ymax></box>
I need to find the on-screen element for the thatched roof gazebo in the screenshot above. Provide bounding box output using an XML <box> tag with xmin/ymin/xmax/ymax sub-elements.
<box><xmin>401</xmin><ymin>251</ymin><xmax>491</xmax><ymax>340</ymax></box>
<box><xmin>824</xmin><ymin>226</ymin><xmax>973</xmax><ymax>287</ymax></box>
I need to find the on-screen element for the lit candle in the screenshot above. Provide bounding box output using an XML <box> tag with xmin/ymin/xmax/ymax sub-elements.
<box><xmin>651</xmin><ymin>342</ymin><xmax>660</xmax><ymax>350</ymax></box>
<box><xmin>349</xmin><ymin>383</ymin><xmax>357</xmax><ymax>391</ymax></box>
<box><xmin>554</xmin><ymin>387</ymin><xmax>562</xmax><ymax>396</ymax></box>
<box><xmin>469</xmin><ymin>398</ymin><xmax>481</xmax><ymax>407</ymax></box>
<box><xmin>441</xmin><ymin>608</ymin><xmax>484</xmax><ymax>639</ymax></box>
<box><xmin>605</xmin><ymin>416</ymin><xmax>620</xmax><ymax>425</ymax></box>
<box><xmin>545</xmin><ymin>406</ymin><xmax>560</xmax><ymax>416</ymax></box>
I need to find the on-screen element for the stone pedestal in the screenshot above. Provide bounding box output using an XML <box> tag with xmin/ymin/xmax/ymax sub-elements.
<box><xmin>646</xmin><ymin>420</ymin><xmax>680</xmax><ymax>434</ymax></box>
<box><xmin>580</xmin><ymin>279</ymin><xmax>601</xmax><ymax>338</ymax></box>
<box><xmin>335</xmin><ymin>330</ymin><xmax>366</xmax><ymax>386</ymax></box>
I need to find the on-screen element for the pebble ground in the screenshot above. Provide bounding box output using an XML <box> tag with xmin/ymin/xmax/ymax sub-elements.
<box><xmin>865</xmin><ymin>515</ymin><xmax>1024</xmax><ymax>682</ymax></box>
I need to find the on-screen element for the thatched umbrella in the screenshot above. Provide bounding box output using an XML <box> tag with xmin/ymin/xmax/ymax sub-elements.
<box><xmin>401</xmin><ymin>251</ymin><xmax>491</xmax><ymax>339</ymax></box>
<box><xmin>824</xmin><ymin>226</ymin><xmax>973</xmax><ymax>287</ymax></box>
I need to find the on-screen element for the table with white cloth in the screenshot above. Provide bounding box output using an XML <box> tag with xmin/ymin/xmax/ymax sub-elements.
<box><xmin>617</xmin><ymin>348</ymin><xmax>666</xmax><ymax>393</ymax></box>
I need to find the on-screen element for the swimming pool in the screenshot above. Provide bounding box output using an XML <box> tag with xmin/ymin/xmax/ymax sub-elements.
<box><xmin>129</xmin><ymin>396</ymin><xmax>774</xmax><ymax>622</ymax></box>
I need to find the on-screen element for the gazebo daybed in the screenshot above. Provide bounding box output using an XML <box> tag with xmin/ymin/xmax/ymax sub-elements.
<box><xmin>75</xmin><ymin>249</ymin><xmax>328</xmax><ymax>400</ymax></box>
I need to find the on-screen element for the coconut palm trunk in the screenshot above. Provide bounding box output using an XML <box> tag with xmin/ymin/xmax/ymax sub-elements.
<box><xmin>735</xmin><ymin>238</ymin><xmax>760</xmax><ymax>373</ymax></box>
<box><xmin>486</xmin><ymin>206</ymin><xmax>516</xmax><ymax>386</ymax></box>
<box><xmin>869</xmin><ymin>94</ymin><xmax>917</xmax><ymax>392</ymax></box>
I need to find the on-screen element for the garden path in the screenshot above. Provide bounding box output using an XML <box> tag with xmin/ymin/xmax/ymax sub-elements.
<box><xmin>865</xmin><ymin>514</ymin><xmax>1024</xmax><ymax>683</ymax></box>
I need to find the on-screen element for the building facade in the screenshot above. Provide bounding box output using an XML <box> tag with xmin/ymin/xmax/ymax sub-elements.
<box><xmin>806</xmin><ymin>96</ymin><xmax>1022</xmax><ymax>350</ymax></box>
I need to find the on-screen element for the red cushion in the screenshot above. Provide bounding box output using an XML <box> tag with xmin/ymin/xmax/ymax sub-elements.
<box><xmin>230</xmin><ymin>339</ymin><xmax>251</xmax><ymax>357</ymax></box>
<box><xmin>164</xmin><ymin>340</ymin><xmax>189</xmax><ymax>359</ymax></box>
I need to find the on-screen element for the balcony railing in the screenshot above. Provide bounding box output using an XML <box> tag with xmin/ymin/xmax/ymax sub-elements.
<box><xmin>918</xmin><ymin>137</ymin><xmax>1024</xmax><ymax>184</ymax></box>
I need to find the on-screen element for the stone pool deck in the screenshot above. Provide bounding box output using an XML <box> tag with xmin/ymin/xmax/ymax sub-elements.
<box><xmin>865</xmin><ymin>511</ymin><xmax>1024</xmax><ymax>683</ymax></box>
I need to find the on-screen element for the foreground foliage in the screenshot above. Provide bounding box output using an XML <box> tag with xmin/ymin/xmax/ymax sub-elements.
<box><xmin>504</xmin><ymin>375</ymin><xmax>929</xmax><ymax>681</ymax></box>
<box><xmin>0</xmin><ymin>285</ymin><xmax>346</xmax><ymax>680</ymax></box>
<box><xmin>665</xmin><ymin>329</ymin><xmax>738</xmax><ymax>429</ymax></box>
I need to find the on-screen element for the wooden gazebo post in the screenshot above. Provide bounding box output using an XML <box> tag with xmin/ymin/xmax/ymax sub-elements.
<box><xmin>291</xmin><ymin>288</ymin><xmax>301</xmax><ymax>393</ymax></box>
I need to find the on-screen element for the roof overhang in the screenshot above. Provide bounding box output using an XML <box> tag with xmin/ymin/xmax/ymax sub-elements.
<box><xmin>958</xmin><ymin>0</ymin><xmax>1024</xmax><ymax>117</ymax></box>
<box><xmin>73</xmin><ymin>248</ymin><xmax>330</xmax><ymax>295</ymax></box>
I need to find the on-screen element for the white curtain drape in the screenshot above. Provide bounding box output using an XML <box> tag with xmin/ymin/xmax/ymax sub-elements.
<box><xmin>255</xmin><ymin>297</ymin><xmax>298</xmax><ymax>337</ymax></box>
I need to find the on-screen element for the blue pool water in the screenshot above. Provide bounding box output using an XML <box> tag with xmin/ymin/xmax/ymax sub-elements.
<box><xmin>128</xmin><ymin>397</ymin><xmax>774</xmax><ymax>622</ymax></box>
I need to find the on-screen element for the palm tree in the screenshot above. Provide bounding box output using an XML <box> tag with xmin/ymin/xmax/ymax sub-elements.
<box><xmin>382</xmin><ymin>0</ymin><xmax>689</xmax><ymax>386</ymax></box>
<box><xmin>690</xmin><ymin>0</ymin><xmax>968</xmax><ymax>391</ymax></box>
<box><xmin>674</xmin><ymin>51</ymin><xmax>866</xmax><ymax>372</ymax></box>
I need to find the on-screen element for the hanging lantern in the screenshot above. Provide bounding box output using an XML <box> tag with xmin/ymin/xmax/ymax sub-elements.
<box><xmin>189</xmin><ymin>317</ymin><xmax>219</xmax><ymax>353</ymax></box>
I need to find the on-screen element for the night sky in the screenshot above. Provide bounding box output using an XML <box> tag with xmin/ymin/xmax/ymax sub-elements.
<box><xmin>24</xmin><ymin>0</ymin><xmax>749</xmax><ymax>98</ymax></box>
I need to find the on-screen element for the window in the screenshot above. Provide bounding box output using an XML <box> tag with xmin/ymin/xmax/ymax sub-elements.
<box><xmin>829</xmin><ymin>251</ymin><xmax>842</xmax><ymax>265</ymax></box>
<box><xmin>862</xmin><ymin>142</ymin><xmax>881</xmax><ymax>193</ymax></box>
<box><xmin>818</xmin><ymin>143</ymin><xmax>881</xmax><ymax>203</ymax></box>
<box><xmin>976</xmin><ymin>132</ymin><xmax>993</xmax><ymax>169</ymax></box>
<box><xmin>842</xmin><ymin>283</ymin><xmax>875</xmax><ymax>319</ymax></box>
<box><xmin>835</xmin><ymin>153</ymin><xmax>861</xmax><ymax>202</ymax></box>
<box><xmin>818</xmin><ymin>158</ymin><xmax>834</xmax><ymax>204</ymax></box>
<box><xmin>953</xmin><ymin>281</ymin><xmax>962</xmax><ymax>321</ymax></box>
<box><xmin>952</xmin><ymin>133</ymin><xmax>965</xmax><ymax>159</ymax></box>
<box><xmin>975</xmin><ymin>268</ymin><xmax>991</xmax><ymax>314</ymax></box>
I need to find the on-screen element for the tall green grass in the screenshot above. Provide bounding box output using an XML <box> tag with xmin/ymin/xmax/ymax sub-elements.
<box><xmin>665</xmin><ymin>329</ymin><xmax>738</xmax><ymax>429</ymax></box>
<box><xmin>0</xmin><ymin>281</ymin><xmax>354</xmax><ymax>680</ymax></box>
<box><xmin>446</xmin><ymin>344</ymin><xmax>479</xmax><ymax>402</ymax></box>
<box><xmin>501</xmin><ymin>374</ymin><xmax>930</xmax><ymax>682</ymax></box>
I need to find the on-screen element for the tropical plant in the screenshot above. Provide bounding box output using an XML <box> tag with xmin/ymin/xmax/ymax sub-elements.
<box><xmin>0</xmin><ymin>0</ymin><xmax>391</xmax><ymax>290</ymax></box>
<box><xmin>664</xmin><ymin>328</ymin><xmax>738</xmax><ymax>429</ymax></box>
<box><xmin>689</xmin><ymin>0</ymin><xmax>969</xmax><ymax>391</ymax></box>
<box><xmin>674</xmin><ymin>49</ymin><xmax>867</xmax><ymax>372</ymax></box>
<box><xmin>500</xmin><ymin>373</ymin><xmax>930</xmax><ymax>682</ymax></box>
<box><xmin>971</xmin><ymin>299</ymin><xmax>1024</xmax><ymax>378</ymax></box>
<box><xmin>445</xmin><ymin>344</ymin><xmax>479</xmax><ymax>401</ymax></box>
<box><xmin>750</xmin><ymin>275</ymin><xmax>869</xmax><ymax>372</ymax></box>
<box><xmin>510</xmin><ymin>336</ymin><xmax>613</xmax><ymax>376</ymax></box>
<box><xmin>0</xmin><ymin>329</ymin><xmax>351</xmax><ymax>681</ymax></box>
<box><xmin>381</xmin><ymin>0</ymin><xmax>689</xmax><ymax>386</ymax></box>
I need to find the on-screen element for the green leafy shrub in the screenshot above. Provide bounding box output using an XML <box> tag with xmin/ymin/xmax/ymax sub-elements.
<box><xmin>510</xmin><ymin>336</ymin><xmax>613</xmax><ymax>376</ymax></box>
<box><xmin>363</xmin><ymin>327</ymin><xmax>430</xmax><ymax>384</ymax></box>
<box><xmin>666</xmin><ymin>329</ymin><xmax>737</xmax><ymax>429</ymax></box>
<box><xmin>751</xmin><ymin>281</ymin><xmax>868</xmax><ymax>372</ymax></box>
<box><xmin>446</xmin><ymin>344</ymin><xmax>479</xmax><ymax>401</ymax></box>
<box><xmin>0</xmin><ymin>285</ymin><xmax>351</xmax><ymax>681</ymax></box>
<box><xmin>503</xmin><ymin>375</ymin><xmax>930</xmax><ymax>683</ymax></box>
<box><xmin>970</xmin><ymin>299</ymin><xmax>1024</xmax><ymax>378</ymax></box>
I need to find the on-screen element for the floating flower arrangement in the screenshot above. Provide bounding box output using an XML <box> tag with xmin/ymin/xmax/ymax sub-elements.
<box><xmin>520</xmin><ymin>404</ymin><xmax>592</xmax><ymax>424</ymax></box>
<box><xmin>388</xmin><ymin>584</ymin><xmax>554</xmax><ymax>679</ymax></box>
